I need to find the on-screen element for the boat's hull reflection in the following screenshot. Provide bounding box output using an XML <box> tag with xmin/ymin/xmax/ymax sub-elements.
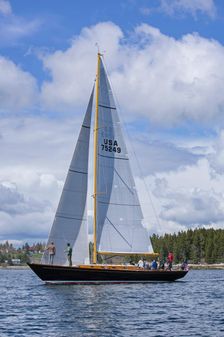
<box><xmin>28</xmin><ymin>263</ymin><xmax>188</xmax><ymax>284</ymax></box>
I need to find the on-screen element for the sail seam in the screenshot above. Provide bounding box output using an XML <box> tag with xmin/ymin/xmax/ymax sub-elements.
<box><xmin>99</xmin><ymin>103</ymin><xmax>116</xmax><ymax>110</ymax></box>
<box><xmin>98</xmin><ymin>154</ymin><xmax>129</xmax><ymax>161</ymax></box>
<box><xmin>82</xmin><ymin>124</ymin><xmax>90</xmax><ymax>129</ymax></box>
<box><xmin>98</xmin><ymin>201</ymin><xmax>140</xmax><ymax>207</ymax></box>
<box><xmin>69</xmin><ymin>169</ymin><xmax>88</xmax><ymax>175</ymax></box>
<box><xmin>56</xmin><ymin>214</ymin><xmax>87</xmax><ymax>221</ymax></box>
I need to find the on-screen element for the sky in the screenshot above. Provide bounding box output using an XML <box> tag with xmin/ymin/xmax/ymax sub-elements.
<box><xmin>1</xmin><ymin>0</ymin><xmax>224</xmax><ymax>246</ymax></box>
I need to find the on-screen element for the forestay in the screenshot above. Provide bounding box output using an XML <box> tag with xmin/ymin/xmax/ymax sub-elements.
<box><xmin>96</xmin><ymin>57</ymin><xmax>152</xmax><ymax>254</ymax></box>
<box><xmin>42</xmin><ymin>89</ymin><xmax>93</xmax><ymax>265</ymax></box>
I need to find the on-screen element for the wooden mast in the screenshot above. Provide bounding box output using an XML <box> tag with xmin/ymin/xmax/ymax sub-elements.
<box><xmin>93</xmin><ymin>53</ymin><xmax>101</xmax><ymax>264</ymax></box>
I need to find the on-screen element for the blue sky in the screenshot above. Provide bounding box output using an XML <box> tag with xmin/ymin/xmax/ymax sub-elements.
<box><xmin>1</xmin><ymin>0</ymin><xmax>224</xmax><ymax>245</ymax></box>
<box><xmin>2</xmin><ymin>0</ymin><xmax>224</xmax><ymax>83</ymax></box>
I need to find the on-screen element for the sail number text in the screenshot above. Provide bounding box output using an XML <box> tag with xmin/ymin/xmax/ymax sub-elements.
<box><xmin>101</xmin><ymin>139</ymin><xmax>121</xmax><ymax>153</ymax></box>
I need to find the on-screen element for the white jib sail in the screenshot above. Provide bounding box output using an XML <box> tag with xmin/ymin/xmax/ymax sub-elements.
<box><xmin>96</xmin><ymin>57</ymin><xmax>153</xmax><ymax>254</ymax></box>
<box><xmin>42</xmin><ymin>88</ymin><xmax>94</xmax><ymax>265</ymax></box>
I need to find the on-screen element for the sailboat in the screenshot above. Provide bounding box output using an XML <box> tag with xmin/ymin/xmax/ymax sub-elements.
<box><xmin>28</xmin><ymin>53</ymin><xmax>188</xmax><ymax>284</ymax></box>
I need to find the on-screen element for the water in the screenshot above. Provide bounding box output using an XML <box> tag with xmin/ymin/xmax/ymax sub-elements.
<box><xmin>0</xmin><ymin>269</ymin><xmax>223</xmax><ymax>337</ymax></box>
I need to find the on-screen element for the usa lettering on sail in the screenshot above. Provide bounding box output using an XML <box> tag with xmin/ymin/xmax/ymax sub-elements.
<box><xmin>101</xmin><ymin>138</ymin><xmax>121</xmax><ymax>153</ymax></box>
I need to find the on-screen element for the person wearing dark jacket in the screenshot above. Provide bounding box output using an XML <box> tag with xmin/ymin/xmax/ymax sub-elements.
<box><xmin>64</xmin><ymin>243</ymin><xmax>72</xmax><ymax>266</ymax></box>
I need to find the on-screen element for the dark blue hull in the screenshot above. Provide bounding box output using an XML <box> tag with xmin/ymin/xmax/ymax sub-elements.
<box><xmin>28</xmin><ymin>263</ymin><xmax>188</xmax><ymax>284</ymax></box>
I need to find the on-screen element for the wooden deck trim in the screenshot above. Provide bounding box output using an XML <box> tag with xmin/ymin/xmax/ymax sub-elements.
<box><xmin>97</xmin><ymin>251</ymin><xmax>159</xmax><ymax>257</ymax></box>
<box><xmin>78</xmin><ymin>264</ymin><xmax>150</xmax><ymax>271</ymax></box>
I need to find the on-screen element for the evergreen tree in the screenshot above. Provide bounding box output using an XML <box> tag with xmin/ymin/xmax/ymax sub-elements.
<box><xmin>150</xmin><ymin>228</ymin><xmax>224</xmax><ymax>264</ymax></box>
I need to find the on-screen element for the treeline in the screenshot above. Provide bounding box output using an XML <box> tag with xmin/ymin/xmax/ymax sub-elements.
<box><xmin>0</xmin><ymin>241</ymin><xmax>45</xmax><ymax>265</ymax></box>
<box><xmin>150</xmin><ymin>228</ymin><xmax>224</xmax><ymax>264</ymax></box>
<box><xmin>1</xmin><ymin>229</ymin><xmax>224</xmax><ymax>265</ymax></box>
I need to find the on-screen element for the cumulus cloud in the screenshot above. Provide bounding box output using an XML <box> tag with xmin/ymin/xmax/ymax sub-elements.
<box><xmin>0</xmin><ymin>182</ymin><xmax>53</xmax><ymax>241</ymax></box>
<box><xmin>136</xmin><ymin>156</ymin><xmax>224</xmax><ymax>234</ymax></box>
<box><xmin>1</xmin><ymin>21</ymin><xmax>224</xmax><ymax>126</ymax></box>
<box><xmin>0</xmin><ymin>182</ymin><xmax>47</xmax><ymax>215</ymax></box>
<box><xmin>0</xmin><ymin>209</ymin><xmax>53</xmax><ymax>241</ymax></box>
<box><xmin>0</xmin><ymin>173</ymin><xmax>61</xmax><ymax>241</ymax></box>
<box><xmin>0</xmin><ymin>0</ymin><xmax>41</xmax><ymax>46</ymax></box>
<box><xmin>159</xmin><ymin>0</ymin><xmax>216</xmax><ymax>18</ymax></box>
<box><xmin>2</xmin><ymin>21</ymin><xmax>224</xmax><ymax>241</ymax></box>
<box><xmin>207</xmin><ymin>130</ymin><xmax>224</xmax><ymax>175</ymax></box>
<box><xmin>1</xmin><ymin>121</ymin><xmax>224</xmax><ymax>242</ymax></box>
<box><xmin>0</xmin><ymin>0</ymin><xmax>11</xmax><ymax>16</ymax></box>
<box><xmin>114</xmin><ymin>24</ymin><xmax>224</xmax><ymax>125</ymax></box>
<box><xmin>0</xmin><ymin>17</ymin><xmax>41</xmax><ymax>43</ymax></box>
<box><xmin>155</xmin><ymin>180</ymin><xmax>224</xmax><ymax>225</ymax></box>
<box><xmin>40</xmin><ymin>22</ymin><xmax>224</xmax><ymax>128</ymax></box>
<box><xmin>0</xmin><ymin>56</ymin><xmax>38</xmax><ymax>112</ymax></box>
<box><xmin>127</xmin><ymin>137</ymin><xmax>201</xmax><ymax>175</ymax></box>
<box><xmin>40</xmin><ymin>22</ymin><xmax>123</xmax><ymax>111</ymax></box>
<box><xmin>0</xmin><ymin>116</ymin><xmax>73</xmax><ymax>241</ymax></box>
<box><xmin>0</xmin><ymin>116</ymin><xmax>84</xmax><ymax>175</ymax></box>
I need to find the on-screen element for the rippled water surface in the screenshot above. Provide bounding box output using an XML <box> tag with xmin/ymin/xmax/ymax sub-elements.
<box><xmin>0</xmin><ymin>269</ymin><xmax>223</xmax><ymax>337</ymax></box>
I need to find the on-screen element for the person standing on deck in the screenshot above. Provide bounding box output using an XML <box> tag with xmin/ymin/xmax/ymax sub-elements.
<box><xmin>159</xmin><ymin>259</ymin><xmax>165</xmax><ymax>270</ymax></box>
<box><xmin>151</xmin><ymin>259</ymin><xmax>158</xmax><ymax>270</ymax></box>
<box><xmin>65</xmin><ymin>243</ymin><xmax>72</xmax><ymax>266</ymax></box>
<box><xmin>167</xmin><ymin>251</ymin><xmax>174</xmax><ymax>270</ymax></box>
<box><xmin>137</xmin><ymin>258</ymin><xmax>144</xmax><ymax>268</ymax></box>
<box><xmin>181</xmin><ymin>260</ymin><xmax>189</xmax><ymax>271</ymax></box>
<box><xmin>46</xmin><ymin>242</ymin><xmax>56</xmax><ymax>264</ymax></box>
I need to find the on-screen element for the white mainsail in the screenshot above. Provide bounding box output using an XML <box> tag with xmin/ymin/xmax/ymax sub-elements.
<box><xmin>96</xmin><ymin>56</ymin><xmax>152</xmax><ymax>254</ymax></box>
<box><xmin>42</xmin><ymin>88</ymin><xmax>94</xmax><ymax>265</ymax></box>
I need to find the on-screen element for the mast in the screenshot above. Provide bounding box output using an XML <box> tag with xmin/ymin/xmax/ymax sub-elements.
<box><xmin>93</xmin><ymin>53</ymin><xmax>101</xmax><ymax>264</ymax></box>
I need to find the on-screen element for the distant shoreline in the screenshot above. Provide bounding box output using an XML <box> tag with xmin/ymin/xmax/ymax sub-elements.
<box><xmin>0</xmin><ymin>265</ymin><xmax>29</xmax><ymax>269</ymax></box>
<box><xmin>187</xmin><ymin>263</ymin><xmax>224</xmax><ymax>270</ymax></box>
<box><xmin>1</xmin><ymin>263</ymin><xmax>224</xmax><ymax>270</ymax></box>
